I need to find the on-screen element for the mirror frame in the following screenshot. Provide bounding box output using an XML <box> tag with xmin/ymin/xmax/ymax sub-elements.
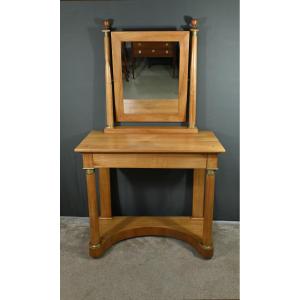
<box><xmin>111</xmin><ymin>31</ymin><xmax>190</xmax><ymax>122</ymax></box>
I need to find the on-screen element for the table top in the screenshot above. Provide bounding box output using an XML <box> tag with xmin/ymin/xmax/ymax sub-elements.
<box><xmin>74</xmin><ymin>131</ymin><xmax>225</xmax><ymax>154</ymax></box>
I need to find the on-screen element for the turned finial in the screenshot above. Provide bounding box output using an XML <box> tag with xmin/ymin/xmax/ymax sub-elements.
<box><xmin>190</xmin><ymin>18</ymin><xmax>198</xmax><ymax>30</ymax></box>
<box><xmin>102</xmin><ymin>19</ymin><xmax>111</xmax><ymax>31</ymax></box>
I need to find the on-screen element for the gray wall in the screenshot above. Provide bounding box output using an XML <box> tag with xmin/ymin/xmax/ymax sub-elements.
<box><xmin>61</xmin><ymin>0</ymin><xmax>239</xmax><ymax>220</ymax></box>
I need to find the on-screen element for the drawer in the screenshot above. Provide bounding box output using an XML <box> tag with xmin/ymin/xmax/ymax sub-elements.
<box><xmin>132</xmin><ymin>42</ymin><xmax>175</xmax><ymax>49</ymax></box>
<box><xmin>133</xmin><ymin>48</ymin><xmax>175</xmax><ymax>57</ymax></box>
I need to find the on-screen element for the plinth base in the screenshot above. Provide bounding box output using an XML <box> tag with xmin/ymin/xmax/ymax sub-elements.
<box><xmin>89</xmin><ymin>216</ymin><xmax>213</xmax><ymax>259</ymax></box>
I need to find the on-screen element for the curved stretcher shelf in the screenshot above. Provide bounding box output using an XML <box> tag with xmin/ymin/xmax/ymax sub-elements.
<box><xmin>89</xmin><ymin>216</ymin><xmax>213</xmax><ymax>259</ymax></box>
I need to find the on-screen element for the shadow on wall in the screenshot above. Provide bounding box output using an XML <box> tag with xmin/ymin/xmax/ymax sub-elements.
<box><xmin>88</xmin><ymin>26</ymin><xmax>106</xmax><ymax>130</ymax></box>
<box><xmin>111</xmin><ymin>169</ymin><xmax>193</xmax><ymax>216</ymax></box>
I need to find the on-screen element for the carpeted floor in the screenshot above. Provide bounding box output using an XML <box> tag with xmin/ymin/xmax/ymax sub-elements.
<box><xmin>61</xmin><ymin>217</ymin><xmax>239</xmax><ymax>300</ymax></box>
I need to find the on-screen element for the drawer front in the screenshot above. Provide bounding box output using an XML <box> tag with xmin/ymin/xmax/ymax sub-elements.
<box><xmin>93</xmin><ymin>153</ymin><xmax>207</xmax><ymax>169</ymax></box>
<box><xmin>133</xmin><ymin>48</ymin><xmax>175</xmax><ymax>57</ymax></box>
<box><xmin>132</xmin><ymin>42</ymin><xmax>175</xmax><ymax>49</ymax></box>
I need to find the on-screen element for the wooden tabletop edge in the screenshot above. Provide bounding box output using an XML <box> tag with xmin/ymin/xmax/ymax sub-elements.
<box><xmin>73</xmin><ymin>149</ymin><xmax>226</xmax><ymax>154</ymax></box>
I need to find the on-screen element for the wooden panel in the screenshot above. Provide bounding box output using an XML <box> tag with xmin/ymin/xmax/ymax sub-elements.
<box><xmin>99</xmin><ymin>216</ymin><xmax>203</xmax><ymax>239</ymax></box>
<box><xmin>117</xmin><ymin>112</ymin><xmax>184</xmax><ymax>122</ymax></box>
<box><xmin>114</xmin><ymin>31</ymin><xmax>188</xmax><ymax>42</ymax></box>
<box><xmin>124</xmin><ymin>99</ymin><xmax>178</xmax><ymax>115</ymax></box>
<box><xmin>192</xmin><ymin>169</ymin><xmax>205</xmax><ymax>218</ymax></box>
<box><xmin>99</xmin><ymin>168</ymin><xmax>112</xmax><ymax>218</ymax></box>
<box><xmin>91</xmin><ymin>216</ymin><xmax>214</xmax><ymax>258</ymax></box>
<box><xmin>82</xmin><ymin>153</ymin><xmax>93</xmax><ymax>168</ymax></box>
<box><xmin>111</xmin><ymin>31</ymin><xmax>189</xmax><ymax>122</ymax></box>
<box><xmin>75</xmin><ymin>130</ymin><xmax>226</xmax><ymax>153</ymax></box>
<box><xmin>93</xmin><ymin>153</ymin><xmax>207</xmax><ymax>169</ymax></box>
<box><xmin>207</xmin><ymin>154</ymin><xmax>218</xmax><ymax>169</ymax></box>
<box><xmin>104</xmin><ymin>126</ymin><xmax>198</xmax><ymax>134</ymax></box>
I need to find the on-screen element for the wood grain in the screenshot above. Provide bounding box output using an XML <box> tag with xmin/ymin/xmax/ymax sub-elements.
<box><xmin>82</xmin><ymin>153</ymin><xmax>93</xmax><ymax>169</ymax></box>
<box><xmin>93</xmin><ymin>153</ymin><xmax>207</xmax><ymax>169</ymax></box>
<box><xmin>74</xmin><ymin>130</ymin><xmax>226</xmax><ymax>153</ymax></box>
<box><xmin>192</xmin><ymin>169</ymin><xmax>205</xmax><ymax>218</ymax></box>
<box><xmin>88</xmin><ymin>216</ymin><xmax>213</xmax><ymax>258</ymax></box>
<box><xmin>103</xmin><ymin>30</ymin><xmax>114</xmax><ymax>128</ymax></box>
<box><xmin>207</xmin><ymin>154</ymin><xmax>218</xmax><ymax>169</ymax></box>
<box><xmin>104</xmin><ymin>126</ymin><xmax>198</xmax><ymax>134</ymax></box>
<box><xmin>85</xmin><ymin>170</ymin><xmax>100</xmax><ymax>246</ymax></box>
<box><xmin>99</xmin><ymin>168</ymin><xmax>112</xmax><ymax>218</ymax></box>
<box><xmin>123</xmin><ymin>99</ymin><xmax>178</xmax><ymax>115</ymax></box>
<box><xmin>202</xmin><ymin>169</ymin><xmax>215</xmax><ymax>246</ymax></box>
<box><xmin>189</xmin><ymin>29</ymin><xmax>199</xmax><ymax>128</ymax></box>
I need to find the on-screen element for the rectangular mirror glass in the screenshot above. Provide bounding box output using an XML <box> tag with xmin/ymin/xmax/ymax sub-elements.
<box><xmin>111</xmin><ymin>31</ymin><xmax>189</xmax><ymax>122</ymax></box>
<box><xmin>122</xmin><ymin>42</ymin><xmax>179</xmax><ymax>100</ymax></box>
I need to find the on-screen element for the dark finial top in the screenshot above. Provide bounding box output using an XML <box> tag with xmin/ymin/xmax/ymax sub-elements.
<box><xmin>102</xmin><ymin>19</ymin><xmax>111</xmax><ymax>30</ymax></box>
<box><xmin>190</xmin><ymin>18</ymin><xmax>198</xmax><ymax>29</ymax></box>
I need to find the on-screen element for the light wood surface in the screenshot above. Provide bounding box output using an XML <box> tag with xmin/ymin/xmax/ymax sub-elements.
<box><xmin>192</xmin><ymin>169</ymin><xmax>205</xmax><ymax>218</ymax></box>
<box><xmin>85</xmin><ymin>170</ymin><xmax>100</xmax><ymax>247</ymax></box>
<box><xmin>104</xmin><ymin>126</ymin><xmax>198</xmax><ymax>134</ymax></box>
<box><xmin>99</xmin><ymin>168</ymin><xmax>112</xmax><ymax>218</ymax></box>
<box><xmin>207</xmin><ymin>153</ymin><xmax>218</xmax><ymax>169</ymax></box>
<box><xmin>123</xmin><ymin>99</ymin><xmax>178</xmax><ymax>115</ymax></box>
<box><xmin>111</xmin><ymin>31</ymin><xmax>189</xmax><ymax>122</ymax></box>
<box><xmin>102</xmin><ymin>27</ymin><xmax>114</xmax><ymax>128</ymax></box>
<box><xmin>93</xmin><ymin>153</ymin><xmax>207</xmax><ymax>169</ymax></box>
<box><xmin>75</xmin><ymin>130</ymin><xmax>225</xmax><ymax>153</ymax></box>
<box><xmin>188</xmin><ymin>29</ymin><xmax>199</xmax><ymax>128</ymax></box>
<box><xmin>100</xmin><ymin>216</ymin><xmax>202</xmax><ymax>237</ymax></box>
<box><xmin>88</xmin><ymin>216</ymin><xmax>212</xmax><ymax>258</ymax></box>
<box><xmin>202</xmin><ymin>170</ymin><xmax>215</xmax><ymax>247</ymax></box>
<box><xmin>82</xmin><ymin>153</ymin><xmax>93</xmax><ymax>169</ymax></box>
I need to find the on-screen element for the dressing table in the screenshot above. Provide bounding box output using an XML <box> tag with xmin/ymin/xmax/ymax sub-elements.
<box><xmin>74</xmin><ymin>19</ymin><xmax>225</xmax><ymax>259</ymax></box>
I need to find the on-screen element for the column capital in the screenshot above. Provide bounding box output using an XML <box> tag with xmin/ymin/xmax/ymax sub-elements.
<box><xmin>207</xmin><ymin>169</ymin><xmax>217</xmax><ymax>176</ymax></box>
<box><xmin>85</xmin><ymin>168</ymin><xmax>95</xmax><ymax>175</ymax></box>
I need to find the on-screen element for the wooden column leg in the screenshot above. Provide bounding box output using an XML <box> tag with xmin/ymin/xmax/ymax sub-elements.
<box><xmin>85</xmin><ymin>168</ymin><xmax>101</xmax><ymax>257</ymax></box>
<box><xmin>192</xmin><ymin>169</ymin><xmax>205</xmax><ymax>218</ymax></box>
<box><xmin>99</xmin><ymin>168</ymin><xmax>112</xmax><ymax>218</ymax></box>
<box><xmin>202</xmin><ymin>169</ymin><xmax>216</xmax><ymax>251</ymax></box>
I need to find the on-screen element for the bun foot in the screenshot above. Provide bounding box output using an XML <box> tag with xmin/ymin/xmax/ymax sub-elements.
<box><xmin>198</xmin><ymin>244</ymin><xmax>214</xmax><ymax>259</ymax></box>
<box><xmin>89</xmin><ymin>243</ymin><xmax>103</xmax><ymax>258</ymax></box>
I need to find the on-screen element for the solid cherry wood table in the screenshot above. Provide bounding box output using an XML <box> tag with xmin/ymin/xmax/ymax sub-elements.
<box><xmin>75</xmin><ymin>130</ymin><xmax>225</xmax><ymax>258</ymax></box>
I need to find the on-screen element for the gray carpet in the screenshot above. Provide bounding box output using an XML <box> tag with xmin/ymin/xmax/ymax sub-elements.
<box><xmin>61</xmin><ymin>217</ymin><xmax>239</xmax><ymax>300</ymax></box>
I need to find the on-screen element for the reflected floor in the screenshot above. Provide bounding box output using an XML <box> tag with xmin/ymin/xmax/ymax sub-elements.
<box><xmin>123</xmin><ymin>61</ymin><xmax>178</xmax><ymax>99</ymax></box>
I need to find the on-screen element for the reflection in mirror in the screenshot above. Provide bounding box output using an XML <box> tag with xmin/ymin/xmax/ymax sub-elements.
<box><xmin>122</xmin><ymin>42</ymin><xmax>179</xmax><ymax>99</ymax></box>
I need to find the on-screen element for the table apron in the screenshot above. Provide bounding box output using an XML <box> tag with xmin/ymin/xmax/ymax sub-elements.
<box><xmin>91</xmin><ymin>153</ymin><xmax>207</xmax><ymax>169</ymax></box>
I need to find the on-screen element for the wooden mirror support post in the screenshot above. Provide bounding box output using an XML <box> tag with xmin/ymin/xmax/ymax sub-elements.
<box><xmin>189</xmin><ymin>18</ymin><xmax>199</xmax><ymax>129</ymax></box>
<box><xmin>74</xmin><ymin>18</ymin><xmax>225</xmax><ymax>259</ymax></box>
<box><xmin>102</xmin><ymin>20</ymin><xmax>114</xmax><ymax>129</ymax></box>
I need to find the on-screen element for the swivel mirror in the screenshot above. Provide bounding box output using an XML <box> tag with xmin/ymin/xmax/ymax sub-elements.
<box><xmin>111</xmin><ymin>32</ymin><xmax>189</xmax><ymax>122</ymax></box>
